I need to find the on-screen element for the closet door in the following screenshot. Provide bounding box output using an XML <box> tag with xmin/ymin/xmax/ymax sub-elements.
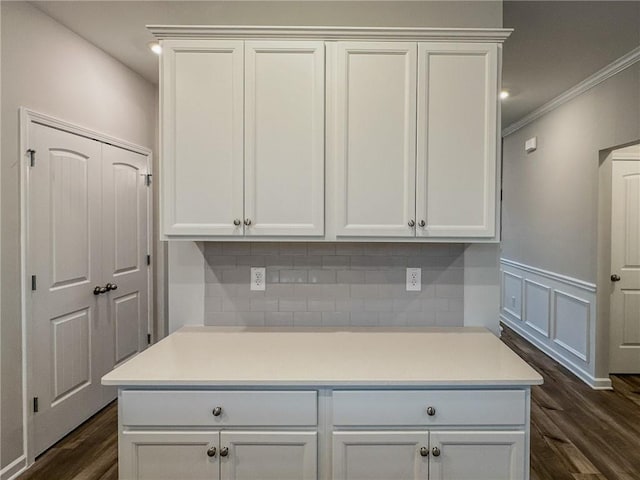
<box><xmin>334</xmin><ymin>42</ymin><xmax>417</xmax><ymax>237</ymax></box>
<box><xmin>162</xmin><ymin>40</ymin><xmax>244</xmax><ymax>236</ymax></box>
<box><xmin>416</xmin><ymin>43</ymin><xmax>498</xmax><ymax>238</ymax></box>
<box><xmin>244</xmin><ymin>41</ymin><xmax>325</xmax><ymax>236</ymax></box>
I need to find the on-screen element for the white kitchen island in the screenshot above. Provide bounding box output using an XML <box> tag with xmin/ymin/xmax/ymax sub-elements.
<box><xmin>102</xmin><ymin>327</ymin><xmax>542</xmax><ymax>480</ymax></box>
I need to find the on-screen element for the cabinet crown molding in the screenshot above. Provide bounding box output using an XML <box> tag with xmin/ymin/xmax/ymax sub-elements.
<box><xmin>147</xmin><ymin>25</ymin><xmax>512</xmax><ymax>42</ymax></box>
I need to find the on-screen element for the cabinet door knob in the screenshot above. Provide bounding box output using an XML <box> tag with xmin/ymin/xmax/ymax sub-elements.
<box><xmin>206</xmin><ymin>446</ymin><xmax>217</xmax><ymax>457</ymax></box>
<box><xmin>93</xmin><ymin>286</ymin><xmax>106</xmax><ymax>295</ymax></box>
<box><xmin>432</xmin><ymin>447</ymin><xmax>441</xmax><ymax>457</ymax></box>
<box><xmin>220</xmin><ymin>447</ymin><xmax>229</xmax><ymax>457</ymax></box>
<box><xmin>244</xmin><ymin>218</ymin><xmax>252</xmax><ymax>226</ymax></box>
<box><xmin>418</xmin><ymin>220</ymin><xmax>426</xmax><ymax>227</ymax></box>
<box><xmin>408</xmin><ymin>220</ymin><xmax>416</xmax><ymax>227</ymax></box>
<box><xmin>426</xmin><ymin>406</ymin><xmax>436</xmax><ymax>416</ymax></box>
<box><xmin>105</xmin><ymin>283</ymin><xmax>118</xmax><ymax>291</ymax></box>
<box><xmin>233</xmin><ymin>219</ymin><xmax>241</xmax><ymax>226</ymax></box>
<box><xmin>419</xmin><ymin>446</ymin><xmax>429</xmax><ymax>457</ymax></box>
<box><xmin>611</xmin><ymin>274</ymin><xmax>621</xmax><ymax>282</ymax></box>
<box><xmin>212</xmin><ymin>406</ymin><xmax>222</xmax><ymax>416</ymax></box>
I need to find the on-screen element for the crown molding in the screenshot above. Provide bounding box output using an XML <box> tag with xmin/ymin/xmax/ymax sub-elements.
<box><xmin>147</xmin><ymin>25</ymin><xmax>512</xmax><ymax>42</ymax></box>
<box><xmin>502</xmin><ymin>45</ymin><xmax>640</xmax><ymax>137</ymax></box>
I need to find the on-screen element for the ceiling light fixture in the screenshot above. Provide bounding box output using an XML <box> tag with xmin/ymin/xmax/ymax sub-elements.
<box><xmin>500</xmin><ymin>90</ymin><xmax>510</xmax><ymax>100</ymax></box>
<box><xmin>148</xmin><ymin>42</ymin><xmax>162</xmax><ymax>55</ymax></box>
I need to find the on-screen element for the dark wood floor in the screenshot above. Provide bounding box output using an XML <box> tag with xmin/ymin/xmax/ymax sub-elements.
<box><xmin>17</xmin><ymin>325</ymin><xmax>640</xmax><ymax>479</ymax></box>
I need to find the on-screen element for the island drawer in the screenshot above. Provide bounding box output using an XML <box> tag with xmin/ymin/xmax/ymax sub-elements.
<box><xmin>121</xmin><ymin>390</ymin><xmax>317</xmax><ymax>426</ymax></box>
<box><xmin>332</xmin><ymin>389</ymin><xmax>526</xmax><ymax>426</ymax></box>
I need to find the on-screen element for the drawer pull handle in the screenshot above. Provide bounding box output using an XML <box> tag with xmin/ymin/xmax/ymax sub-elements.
<box><xmin>432</xmin><ymin>447</ymin><xmax>441</xmax><ymax>457</ymax></box>
<box><xmin>206</xmin><ymin>446</ymin><xmax>217</xmax><ymax>457</ymax></box>
<box><xmin>212</xmin><ymin>406</ymin><xmax>223</xmax><ymax>416</ymax></box>
<box><xmin>419</xmin><ymin>446</ymin><xmax>429</xmax><ymax>457</ymax></box>
<box><xmin>220</xmin><ymin>447</ymin><xmax>229</xmax><ymax>457</ymax></box>
<box><xmin>426</xmin><ymin>406</ymin><xmax>436</xmax><ymax>416</ymax></box>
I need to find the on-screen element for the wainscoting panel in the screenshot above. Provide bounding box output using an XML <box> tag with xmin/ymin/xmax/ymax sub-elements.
<box><xmin>500</xmin><ymin>258</ymin><xmax>609</xmax><ymax>389</ymax></box>
<box><xmin>524</xmin><ymin>279</ymin><xmax>551</xmax><ymax>338</ymax></box>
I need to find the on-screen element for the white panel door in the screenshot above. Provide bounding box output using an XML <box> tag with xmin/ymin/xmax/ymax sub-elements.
<box><xmin>120</xmin><ymin>431</ymin><xmax>220</xmax><ymax>480</ymax></box>
<box><xmin>162</xmin><ymin>40</ymin><xmax>244</xmax><ymax>236</ymax></box>
<box><xmin>332</xmin><ymin>431</ymin><xmax>429</xmax><ymax>480</ymax></box>
<box><xmin>101</xmin><ymin>144</ymin><xmax>149</xmax><ymax>388</ymax></box>
<box><xmin>29</xmin><ymin>123</ymin><xmax>103</xmax><ymax>455</ymax></box>
<box><xmin>334</xmin><ymin>42</ymin><xmax>417</xmax><ymax>237</ymax></box>
<box><xmin>244</xmin><ymin>41</ymin><xmax>325</xmax><ymax>236</ymax></box>
<box><xmin>220</xmin><ymin>431</ymin><xmax>317</xmax><ymax>480</ymax></box>
<box><xmin>417</xmin><ymin>43</ymin><xmax>498</xmax><ymax>237</ymax></box>
<box><xmin>610</xmin><ymin>159</ymin><xmax>640</xmax><ymax>373</ymax></box>
<box><xmin>429</xmin><ymin>431</ymin><xmax>525</xmax><ymax>480</ymax></box>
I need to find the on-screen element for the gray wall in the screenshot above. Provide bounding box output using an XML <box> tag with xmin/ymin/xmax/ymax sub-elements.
<box><xmin>501</xmin><ymin>63</ymin><xmax>640</xmax><ymax>282</ymax></box>
<box><xmin>0</xmin><ymin>1</ymin><xmax>156</xmax><ymax>469</ymax></box>
<box><xmin>204</xmin><ymin>243</ymin><xmax>464</xmax><ymax>328</ymax></box>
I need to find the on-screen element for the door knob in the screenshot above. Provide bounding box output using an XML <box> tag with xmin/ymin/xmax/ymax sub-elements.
<box><xmin>432</xmin><ymin>447</ymin><xmax>441</xmax><ymax>457</ymax></box>
<box><xmin>105</xmin><ymin>283</ymin><xmax>118</xmax><ymax>291</ymax></box>
<box><xmin>611</xmin><ymin>274</ymin><xmax>621</xmax><ymax>282</ymax></box>
<box><xmin>408</xmin><ymin>220</ymin><xmax>416</xmax><ymax>227</ymax></box>
<box><xmin>418</xmin><ymin>220</ymin><xmax>426</xmax><ymax>227</ymax></box>
<box><xmin>233</xmin><ymin>219</ymin><xmax>241</xmax><ymax>226</ymax></box>
<box><xmin>419</xmin><ymin>446</ymin><xmax>429</xmax><ymax>457</ymax></box>
<box><xmin>426</xmin><ymin>406</ymin><xmax>436</xmax><ymax>416</ymax></box>
<box><xmin>212</xmin><ymin>406</ymin><xmax>223</xmax><ymax>416</ymax></box>
<box><xmin>220</xmin><ymin>447</ymin><xmax>229</xmax><ymax>457</ymax></box>
<box><xmin>93</xmin><ymin>286</ymin><xmax>107</xmax><ymax>295</ymax></box>
<box><xmin>244</xmin><ymin>219</ymin><xmax>252</xmax><ymax>226</ymax></box>
<box><xmin>206</xmin><ymin>446</ymin><xmax>217</xmax><ymax>457</ymax></box>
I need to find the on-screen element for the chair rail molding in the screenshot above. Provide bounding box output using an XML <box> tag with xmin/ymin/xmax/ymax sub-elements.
<box><xmin>500</xmin><ymin>258</ymin><xmax>611</xmax><ymax>390</ymax></box>
<box><xmin>502</xmin><ymin>45</ymin><xmax>640</xmax><ymax>137</ymax></box>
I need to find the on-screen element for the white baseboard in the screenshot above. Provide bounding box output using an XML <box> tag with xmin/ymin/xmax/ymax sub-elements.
<box><xmin>501</xmin><ymin>315</ymin><xmax>612</xmax><ymax>390</ymax></box>
<box><xmin>0</xmin><ymin>455</ymin><xmax>27</xmax><ymax>480</ymax></box>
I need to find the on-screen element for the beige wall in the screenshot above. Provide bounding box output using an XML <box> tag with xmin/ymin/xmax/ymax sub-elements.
<box><xmin>501</xmin><ymin>63</ymin><xmax>640</xmax><ymax>283</ymax></box>
<box><xmin>0</xmin><ymin>1</ymin><xmax>156</xmax><ymax>470</ymax></box>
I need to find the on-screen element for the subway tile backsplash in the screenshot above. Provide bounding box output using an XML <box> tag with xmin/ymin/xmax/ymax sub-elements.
<box><xmin>204</xmin><ymin>242</ymin><xmax>464</xmax><ymax>328</ymax></box>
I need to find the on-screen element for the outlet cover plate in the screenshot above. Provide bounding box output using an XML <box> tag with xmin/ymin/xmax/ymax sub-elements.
<box><xmin>406</xmin><ymin>268</ymin><xmax>421</xmax><ymax>291</ymax></box>
<box><xmin>251</xmin><ymin>267</ymin><xmax>266</xmax><ymax>291</ymax></box>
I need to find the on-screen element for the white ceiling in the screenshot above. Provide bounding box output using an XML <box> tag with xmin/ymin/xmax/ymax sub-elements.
<box><xmin>31</xmin><ymin>1</ymin><xmax>640</xmax><ymax>128</ymax></box>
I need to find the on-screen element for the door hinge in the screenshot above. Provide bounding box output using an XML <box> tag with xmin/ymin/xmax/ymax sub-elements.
<box><xmin>33</xmin><ymin>397</ymin><xmax>39</xmax><ymax>413</ymax></box>
<box><xmin>31</xmin><ymin>275</ymin><xmax>37</xmax><ymax>291</ymax></box>
<box><xmin>144</xmin><ymin>173</ymin><xmax>152</xmax><ymax>186</ymax></box>
<box><xmin>147</xmin><ymin>333</ymin><xmax>151</xmax><ymax>345</ymax></box>
<box><xmin>146</xmin><ymin>254</ymin><xmax>151</xmax><ymax>266</ymax></box>
<box><xmin>27</xmin><ymin>149</ymin><xmax>36</xmax><ymax>167</ymax></box>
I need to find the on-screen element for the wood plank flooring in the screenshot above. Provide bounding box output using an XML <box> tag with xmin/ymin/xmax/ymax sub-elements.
<box><xmin>17</xmin><ymin>325</ymin><xmax>640</xmax><ymax>479</ymax></box>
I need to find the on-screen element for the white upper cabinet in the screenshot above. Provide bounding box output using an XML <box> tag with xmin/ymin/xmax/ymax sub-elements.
<box><xmin>334</xmin><ymin>42</ymin><xmax>417</xmax><ymax>237</ymax></box>
<box><xmin>244</xmin><ymin>41</ymin><xmax>325</xmax><ymax>236</ymax></box>
<box><xmin>416</xmin><ymin>43</ymin><xmax>498</xmax><ymax>237</ymax></box>
<box><xmin>162</xmin><ymin>40</ymin><xmax>244</xmax><ymax>236</ymax></box>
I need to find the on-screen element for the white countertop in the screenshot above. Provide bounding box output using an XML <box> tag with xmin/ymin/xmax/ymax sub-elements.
<box><xmin>102</xmin><ymin>327</ymin><xmax>543</xmax><ymax>387</ymax></box>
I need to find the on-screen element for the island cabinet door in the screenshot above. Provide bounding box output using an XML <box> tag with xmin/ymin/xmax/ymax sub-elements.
<box><xmin>120</xmin><ymin>431</ymin><xmax>220</xmax><ymax>480</ymax></box>
<box><xmin>429</xmin><ymin>431</ymin><xmax>526</xmax><ymax>480</ymax></box>
<box><xmin>219</xmin><ymin>431</ymin><xmax>317</xmax><ymax>480</ymax></box>
<box><xmin>332</xmin><ymin>431</ymin><xmax>429</xmax><ymax>480</ymax></box>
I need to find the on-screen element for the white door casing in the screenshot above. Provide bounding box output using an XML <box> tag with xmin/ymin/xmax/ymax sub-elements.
<box><xmin>162</xmin><ymin>39</ymin><xmax>244</xmax><ymax>236</ymax></box>
<box><xmin>244</xmin><ymin>41</ymin><xmax>325</xmax><ymax>236</ymax></box>
<box><xmin>416</xmin><ymin>42</ymin><xmax>498</xmax><ymax>237</ymax></box>
<box><xmin>332</xmin><ymin>431</ymin><xmax>429</xmax><ymax>480</ymax></box>
<box><xmin>610</xmin><ymin>159</ymin><xmax>640</xmax><ymax>373</ymax></box>
<box><xmin>334</xmin><ymin>42</ymin><xmax>417</xmax><ymax>237</ymax></box>
<box><xmin>24</xmin><ymin>112</ymin><xmax>152</xmax><ymax>458</ymax></box>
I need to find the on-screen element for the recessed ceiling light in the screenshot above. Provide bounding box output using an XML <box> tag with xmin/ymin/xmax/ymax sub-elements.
<box><xmin>500</xmin><ymin>90</ymin><xmax>510</xmax><ymax>100</ymax></box>
<box><xmin>148</xmin><ymin>42</ymin><xmax>162</xmax><ymax>55</ymax></box>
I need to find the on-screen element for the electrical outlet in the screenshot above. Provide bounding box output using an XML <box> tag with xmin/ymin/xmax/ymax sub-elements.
<box><xmin>251</xmin><ymin>267</ymin><xmax>266</xmax><ymax>291</ymax></box>
<box><xmin>406</xmin><ymin>268</ymin><xmax>421</xmax><ymax>291</ymax></box>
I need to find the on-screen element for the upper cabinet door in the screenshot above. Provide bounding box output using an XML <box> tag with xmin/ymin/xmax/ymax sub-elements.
<box><xmin>162</xmin><ymin>40</ymin><xmax>244</xmax><ymax>236</ymax></box>
<box><xmin>244</xmin><ymin>41</ymin><xmax>325</xmax><ymax>236</ymax></box>
<box><xmin>334</xmin><ymin>42</ymin><xmax>417</xmax><ymax>237</ymax></box>
<box><xmin>416</xmin><ymin>43</ymin><xmax>498</xmax><ymax>238</ymax></box>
